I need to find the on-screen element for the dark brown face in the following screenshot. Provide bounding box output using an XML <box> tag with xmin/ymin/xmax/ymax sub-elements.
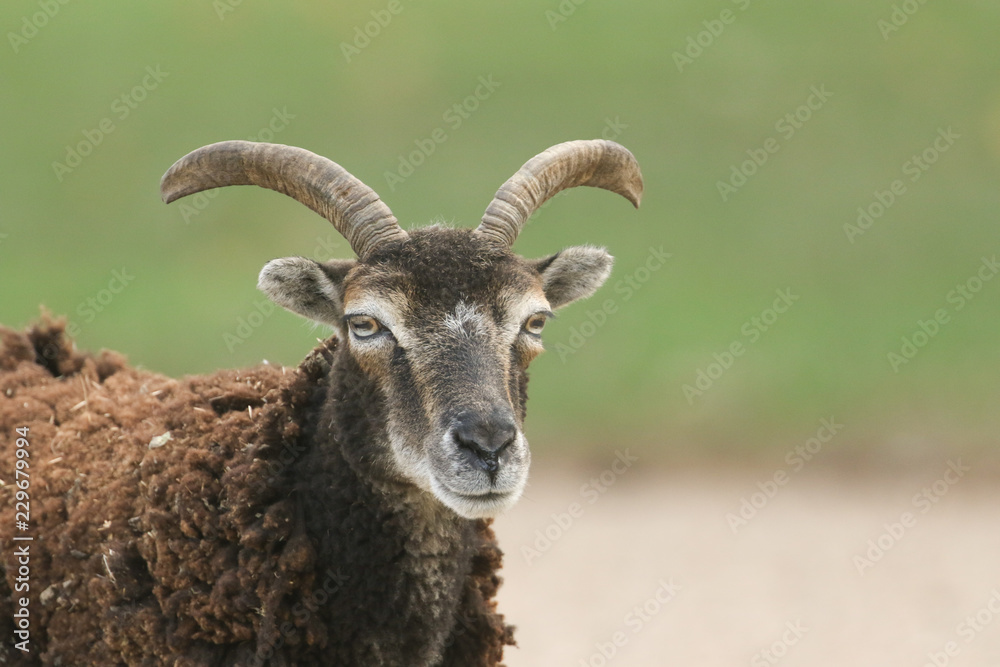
<box><xmin>257</xmin><ymin>226</ymin><xmax>613</xmax><ymax>518</ymax></box>
<box><xmin>335</xmin><ymin>229</ymin><xmax>547</xmax><ymax>517</ymax></box>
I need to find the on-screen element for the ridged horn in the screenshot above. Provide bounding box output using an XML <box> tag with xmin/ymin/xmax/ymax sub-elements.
<box><xmin>160</xmin><ymin>141</ymin><xmax>407</xmax><ymax>261</ymax></box>
<box><xmin>477</xmin><ymin>139</ymin><xmax>643</xmax><ymax>248</ymax></box>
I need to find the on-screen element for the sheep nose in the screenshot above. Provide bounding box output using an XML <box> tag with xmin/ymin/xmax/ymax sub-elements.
<box><xmin>452</xmin><ymin>410</ymin><xmax>517</xmax><ymax>478</ymax></box>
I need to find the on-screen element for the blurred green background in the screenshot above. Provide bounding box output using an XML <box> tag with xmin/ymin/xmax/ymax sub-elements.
<box><xmin>1</xmin><ymin>1</ymin><xmax>998</xmax><ymax>464</ymax></box>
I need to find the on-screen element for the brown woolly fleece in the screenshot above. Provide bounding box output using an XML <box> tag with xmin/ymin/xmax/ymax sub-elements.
<box><xmin>0</xmin><ymin>316</ymin><xmax>514</xmax><ymax>666</ymax></box>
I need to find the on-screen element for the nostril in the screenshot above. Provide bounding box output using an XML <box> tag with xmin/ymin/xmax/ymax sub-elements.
<box><xmin>452</xmin><ymin>431</ymin><xmax>491</xmax><ymax>467</ymax></box>
<box><xmin>480</xmin><ymin>452</ymin><xmax>500</xmax><ymax>477</ymax></box>
<box><xmin>453</xmin><ymin>413</ymin><xmax>503</xmax><ymax>449</ymax></box>
<box><xmin>452</xmin><ymin>430</ymin><xmax>482</xmax><ymax>456</ymax></box>
<box><xmin>492</xmin><ymin>413</ymin><xmax>518</xmax><ymax>452</ymax></box>
<box><xmin>495</xmin><ymin>434</ymin><xmax>515</xmax><ymax>458</ymax></box>
<box><xmin>452</xmin><ymin>414</ymin><xmax>516</xmax><ymax>478</ymax></box>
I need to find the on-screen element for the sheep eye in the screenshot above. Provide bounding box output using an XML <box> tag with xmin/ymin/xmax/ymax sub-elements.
<box><xmin>523</xmin><ymin>313</ymin><xmax>549</xmax><ymax>336</ymax></box>
<box><xmin>347</xmin><ymin>315</ymin><xmax>382</xmax><ymax>338</ymax></box>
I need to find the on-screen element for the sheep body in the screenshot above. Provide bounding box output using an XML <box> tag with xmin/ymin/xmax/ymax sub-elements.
<box><xmin>0</xmin><ymin>316</ymin><xmax>512</xmax><ymax>665</ymax></box>
<box><xmin>0</xmin><ymin>137</ymin><xmax>644</xmax><ymax>666</ymax></box>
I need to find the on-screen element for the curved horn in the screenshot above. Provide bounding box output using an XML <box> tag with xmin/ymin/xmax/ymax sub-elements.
<box><xmin>477</xmin><ymin>139</ymin><xmax>643</xmax><ymax>248</ymax></box>
<box><xmin>160</xmin><ymin>141</ymin><xmax>407</xmax><ymax>261</ymax></box>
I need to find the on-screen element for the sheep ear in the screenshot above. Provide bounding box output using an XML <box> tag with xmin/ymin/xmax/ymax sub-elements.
<box><xmin>257</xmin><ymin>257</ymin><xmax>356</xmax><ymax>327</ymax></box>
<box><xmin>529</xmin><ymin>245</ymin><xmax>613</xmax><ymax>310</ymax></box>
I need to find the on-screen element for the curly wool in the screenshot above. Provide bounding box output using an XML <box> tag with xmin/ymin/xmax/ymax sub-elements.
<box><xmin>0</xmin><ymin>316</ymin><xmax>513</xmax><ymax>666</ymax></box>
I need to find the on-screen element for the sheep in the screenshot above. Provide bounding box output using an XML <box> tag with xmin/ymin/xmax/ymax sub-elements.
<box><xmin>0</xmin><ymin>139</ymin><xmax>643</xmax><ymax>666</ymax></box>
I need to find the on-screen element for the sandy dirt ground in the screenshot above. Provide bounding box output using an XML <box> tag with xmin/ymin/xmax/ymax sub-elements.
<box><xmin>492</xmin><ymin>460</ymin><xmax>1000</xmax><ymax>667</ymax></box>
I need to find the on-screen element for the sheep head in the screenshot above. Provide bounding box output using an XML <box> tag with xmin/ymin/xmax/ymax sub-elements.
<box><xmin>161</xmin><ymin>139</ymin><xmax>643</xmax><ymax>519</ymax></box>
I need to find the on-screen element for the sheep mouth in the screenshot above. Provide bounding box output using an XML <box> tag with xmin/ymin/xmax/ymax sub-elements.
<box><xmin>429</xmin><ymin>476</ymin><xmax>524</xmax><ymax>519</ymax></box>
<box><xmin>438</xmin><ymin>479</ymin><xmax>514</xmax><ymax>504</ymax></box>
<box><xmin>454</xmin><ymin>490</ymin><xmax>510</xmax><ymax>503</ymax></box>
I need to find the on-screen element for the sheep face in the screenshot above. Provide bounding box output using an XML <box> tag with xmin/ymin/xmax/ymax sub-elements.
<box><xmin>160</xmin><ymin>139</ymin><xmax>640</xmax><ymax>518</ymax></box>
<box><xmin>258</xmin><ymin>226</ymin><xmax>612</xmax><ymax>518</ymax></box>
